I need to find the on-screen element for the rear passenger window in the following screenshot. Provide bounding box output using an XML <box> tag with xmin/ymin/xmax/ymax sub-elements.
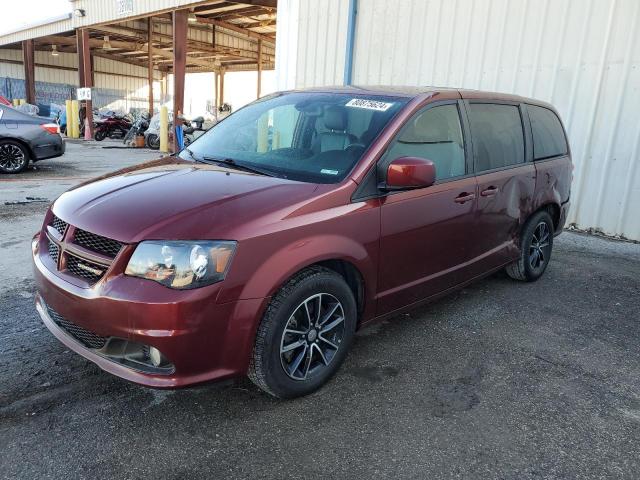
<box><xmin>383</xmin><ymin>104</ymin><xmax>466</xmax><ymax>181</ymax></box>
<box><xmin>468</xmin><ymin>103</ymin><xmax>525</xmax><ymax>172</ymax></box>
<box><xmin>528</xmin><ymin>105</ymin><xmax>568</xmax><ymax>160</ymax></box>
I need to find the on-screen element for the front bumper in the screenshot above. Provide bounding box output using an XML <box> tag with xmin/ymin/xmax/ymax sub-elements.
<box><xmin>33</xmin><ymin>241</ymin><xmax>267</xmax><ymax>388</ymax></box>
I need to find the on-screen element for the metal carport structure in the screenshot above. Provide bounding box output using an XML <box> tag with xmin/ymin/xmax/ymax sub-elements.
<box><xmin>0</xmin><ymin>0</ymin><xmax>276</xmax><ymax>148</ymax></box>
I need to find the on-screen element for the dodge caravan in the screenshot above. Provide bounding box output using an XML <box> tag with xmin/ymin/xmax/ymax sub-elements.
<box><xmin>32</xmin><ymin>87</ymin><xmax>572</xmax><ymax>398</ymax></box>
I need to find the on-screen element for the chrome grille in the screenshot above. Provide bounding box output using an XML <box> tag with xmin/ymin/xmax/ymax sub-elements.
<box><xmin>46</xmin><ymin>305</ymin><xmax>107</xmax><ymax>349</ymax></box>
<box><xmin>51</xmin><ymin>215</ymin><xmax>67</xmax><ymax>236</ymax></box>
<box><xmin>48</xmin><ymin>241</ymin><xmax>59</xmax><ymax>263</ymax></box>
<box><xmin>66</xmin><ymin>254</ymin><xmax>106</xmax><ymax>284</ymax></box>
<box><xmin>74</xmin><ymin>229</ymin><xmax>123</xmax><ymax>258</ymax></box>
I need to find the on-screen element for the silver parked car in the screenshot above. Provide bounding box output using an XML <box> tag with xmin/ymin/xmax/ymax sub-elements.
<box><xmin>0</xmin><ymin>104</ymin><xmax>65</xmax><ymax>174</ymax></box>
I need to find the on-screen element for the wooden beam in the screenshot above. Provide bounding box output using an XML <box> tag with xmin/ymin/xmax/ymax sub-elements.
<box><xmin>43</xmin><ymin>34</ymin><xmax>217</xmax><ymax>70</ymax></box>
<box><xmin>215</xmin><ymin>7</ymin><xmax>271</xmax><ymax>20</ymax></box>
<box><xmin>147</xmin><ymin>17</ymin><xmax>154</xmax><ymax>115</ymax></box>
<box><xmin>237</xmin><ymin>18</ymin><xmax>277</xmax><ymax>29</ymax></box>
<box><xmin>21</xmin><ymin>40</ymin><xmax>35</xmax><ymax>104</ymax></box>
<box><xmin>226</xmin><ymin>0</ymin><xmax>277</xmax><ymax>7</ymax></box>
<box><xmin>107</xmin><ymin>22</ymin><xmax>274</xmax><ymax>61</ymax></box>
<box><xmin>173</xmin><ymin>9</ymin><xmax>188</xmax><ymax>152</ymax></box>
<box><xmin>196</xmin><ymin>18</ymin><xmax>275</xmax><ymax>45</ymax></box>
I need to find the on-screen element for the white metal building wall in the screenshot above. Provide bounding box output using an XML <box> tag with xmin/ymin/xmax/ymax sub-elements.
<box><xmin>276</xmin><ymin>0</ymin><xmax>640</xmax><ymax>241</ymax></box>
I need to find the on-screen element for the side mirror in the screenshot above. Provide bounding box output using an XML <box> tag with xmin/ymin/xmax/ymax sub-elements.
<box><xmin>385</xmin><ymin>156</ymin><xmax>436</xmax><ymax>190</ymax></box>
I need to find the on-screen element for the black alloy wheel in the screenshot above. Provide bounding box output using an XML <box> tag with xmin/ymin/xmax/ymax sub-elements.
<box><xmin>0</xmin><ymin>140</ymin><xmax>29</xmax><ymax>173</ymax></box>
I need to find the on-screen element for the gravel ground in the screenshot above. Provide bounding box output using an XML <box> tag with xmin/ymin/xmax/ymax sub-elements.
<box><xmin>1</xmin><ymin>142</ymin><xmax>639</xmax><ymax>479</ymax></box>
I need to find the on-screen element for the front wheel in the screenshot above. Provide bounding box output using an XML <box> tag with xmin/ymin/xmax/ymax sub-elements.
<box><xmin>505</xmin><ymin>210</ymin><xmax>554</xmax><ymax>282</ymax></box>
<box><xmin>249</xmin><ymin>266</ymin><xmax>357</xmax><ymax>398</ymax></box>
<box><xmin>94</xmin><ymin>129</ymin><xmax>107</xmax><ymax>141</ymax></box>
<box><xmin>145</xmin><ymin>134</ymin><xmax>160</xmax><ymax>150</ymax></box>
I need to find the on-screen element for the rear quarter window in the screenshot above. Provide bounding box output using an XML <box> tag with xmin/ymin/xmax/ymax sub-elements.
<box><xmin>467</xmin><ymin>103</ymin><xmax>525</xmax><ymax>172</ymax></box>
<box><xmin>528</xmin><ymin>105</ymin><xmax>568</xmax><ymax>160</ymax></box>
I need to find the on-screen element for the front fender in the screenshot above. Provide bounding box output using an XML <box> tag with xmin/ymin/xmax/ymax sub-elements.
<box><xmin>221</xmin><ymin>233</ymin><xmax>377</xmax><ymax>303</ymax></box>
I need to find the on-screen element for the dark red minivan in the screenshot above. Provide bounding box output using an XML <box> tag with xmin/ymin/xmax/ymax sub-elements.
<box><xmin>32</xmin><ymin>87</ymin><xmax>572</xmax><ymax>398</ymax></box>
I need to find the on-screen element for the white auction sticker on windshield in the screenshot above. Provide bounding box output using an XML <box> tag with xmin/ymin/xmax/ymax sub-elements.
<box><xmin>345</xmin><ymin>98</ymin><xmax>394</xmax><ymax>111</ymax></box>
<box><xmin>321</xmin><ymin>169</ymin><xmax>339</xmax><ymax>175</ymax></box>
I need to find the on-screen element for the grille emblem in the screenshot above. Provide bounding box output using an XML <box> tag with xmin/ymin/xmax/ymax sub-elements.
<box><xmin>75</xmin><ymin>262</ymin><xmax>104</xmax><ymax>276</ymax></box>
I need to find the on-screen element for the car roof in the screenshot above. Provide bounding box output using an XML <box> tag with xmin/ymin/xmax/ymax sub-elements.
<box><xmin>285</xmin><ymin>85</ymin><xmax>557</xmax><ymax>111</ymax></box>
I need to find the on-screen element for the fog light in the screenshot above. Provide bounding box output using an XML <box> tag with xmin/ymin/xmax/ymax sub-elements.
<box><xmin>148</xmin><ymin>347</ymin><xmax>163</xmax><ymax>367</ymax></box>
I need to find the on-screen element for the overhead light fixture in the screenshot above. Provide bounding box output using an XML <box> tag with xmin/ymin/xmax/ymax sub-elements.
<box><xmin>74</xmin><ymin>8</ymin><xmax>86</xmax><ymax>17</ymax></box>
<box><xmin>51</xmin><ymin>45</ymin><xmax>59</xmax><ymax>57</ymax></box>
<box><xmin>102</xmin><ymin>36</ymin><xmax>112</xmax><ymax>50</ymax></box>
<box><xmin>188</xmin><ymin>12</ymin><xmax>197</xmax><ymax>23</ymax></box>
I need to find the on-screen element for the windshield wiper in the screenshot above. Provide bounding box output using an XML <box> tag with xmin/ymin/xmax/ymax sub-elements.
<box><xmin>183</xmin><ymin>147</ymin><xmax>198</xmax><ymax>160</ymax></box>
<box><xmin>202</xmin><ymin>156</ymin><xmax>275</xmax><ymax>177</ymax></box>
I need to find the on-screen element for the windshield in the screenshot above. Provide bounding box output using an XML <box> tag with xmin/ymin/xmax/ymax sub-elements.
<box><xmin>180</xmin><ymin>92</ymin><xmax>408</xmax><ymax>183</ymax></box>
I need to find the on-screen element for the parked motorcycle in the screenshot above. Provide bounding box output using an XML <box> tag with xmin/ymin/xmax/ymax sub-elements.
<box><xmin>123</xmin><ymin>113</ymin><xmax>150</xmax><ymax>146</ymax></box>
<box><xmin>94</xmin><ymin>113</ymin><xmax>133</xmax><ymax>141</ymax></box>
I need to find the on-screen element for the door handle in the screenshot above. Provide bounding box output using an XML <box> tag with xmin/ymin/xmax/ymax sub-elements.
<box><xmin>454</xmin><ymin>192</ymin><xmax>475</xmax><ymax>204</ymax></box>
<box><xmin>481</xmin><ymin>186</ymin><xmax>498</xmax><ymax>197</ymax></box>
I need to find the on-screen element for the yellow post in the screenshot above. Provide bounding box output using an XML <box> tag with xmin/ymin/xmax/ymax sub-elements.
<box><xmin>70</xmin><ymin>100</ymin><xmax>80</xmax><ymax>139</ymax></box>
<box><xmin>12</xmin><ymin>99</ymin><xmax>19</xmax><ymax>106</ymax></box>
<box><xmin>19</xmin><ymin>99</ymin><xmax>26</xmax><ymax>105</ymax></box>
<box><xmin>65</xmin><ymin>100</ymin><xmax>73</xmax><ymax>137</ymax></box>
<box><xmin>159</xmin><ymin>105</ymin><xmax>169</xmax><ymax>153</ymax></box>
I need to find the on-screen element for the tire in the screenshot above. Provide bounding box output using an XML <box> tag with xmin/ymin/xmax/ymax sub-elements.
<box><xmin>249</xmin><ymin>266</ymin><xmax>357</xmax><ymax>398</ymax></box>
<box><xmin>505</xmin><ymin>210</ymin><xmax>554</xmax><ymax>282</ymax></box>
<box><xmin>0</xmin><ymin>140</ymin><xmax>30</xmax><ymax>174</ymax></box>
<box><xmin>94</xmin><ymin>129</ymin><xmax>107</xmax><ymax>141</ymax></box>
<box><xmin>146</xmin><ymin>134</ymin><xmax>160</xmax><ymax>150</ymax></box>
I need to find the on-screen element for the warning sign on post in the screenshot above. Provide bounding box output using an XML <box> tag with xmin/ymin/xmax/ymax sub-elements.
<box><xmin>77</xmin><ymin>88</ymin><xmax>92</xmax><ymax>101</ymax></box>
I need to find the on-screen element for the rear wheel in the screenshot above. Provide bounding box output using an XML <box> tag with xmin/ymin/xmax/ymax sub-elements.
<box><xmin>506</xmin><ymin>210</ymin><xmax>554</xmax><ymax>282</ymax></box>
<box><xmin>249</xmin><ymin>266</ymin><xmax>357</xmax><ymax>398</ymax></box>
<box><xmin>0</xmin><ymin>140</ymin><xmax>29</xmax><ymax>174</ymax></box>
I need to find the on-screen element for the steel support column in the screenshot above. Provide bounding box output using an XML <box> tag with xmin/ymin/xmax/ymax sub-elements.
<box><xmin>76</xmin><ymin>32</ymin><xmax>85</xmax><ymax>87</ymax></box>
<box><xmin>172</xmin><ymin>9</ymin><xmax>188</xmax><ymax>152</ymax></box>
<box><xmin>21</xmin><ymin>39</ymin><xmax>35</xmax><ymax>104</ymax></box>
<box><xmin>257</xmin><ymin>39</ymin><xmax>263</xmax><ymax>99</ymax></box>
<box><xmin>79</xmin><ymin>29</ymin><xmax>94</xmax><ymax>139</ymax></box>
<box><xmin>219</xmin><ymin>68</ymin><xmax>225</xmax><ymax>108</ymax></box>
<box><xmin>147</xmin><ymin>17</ymin><xmax>154</xmax><ymax>116</ymax></box>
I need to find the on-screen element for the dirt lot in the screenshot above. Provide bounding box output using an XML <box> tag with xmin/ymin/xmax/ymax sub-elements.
<box><xmin>1</xmin><ymin>141</ymin><xmax>639</xmax><ymax>479</ymax></box>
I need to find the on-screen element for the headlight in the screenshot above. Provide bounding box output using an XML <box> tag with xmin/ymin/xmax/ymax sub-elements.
<box><xmin>125</xmin><ymin>241</ymin><xmax>236</xmax><ymax>289</ymax></box>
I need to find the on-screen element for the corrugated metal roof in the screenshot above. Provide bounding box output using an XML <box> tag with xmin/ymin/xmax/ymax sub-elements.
<box><xmin>0</xmin><ymin>0</ymin><xmax>212</xmax><ymax>46</ymax></box>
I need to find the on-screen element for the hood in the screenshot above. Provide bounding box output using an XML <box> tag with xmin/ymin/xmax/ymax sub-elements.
<box><xmin>52</xmin><ymin>158</ymin><xmax>322</xmax><ymax>243</ymax></box>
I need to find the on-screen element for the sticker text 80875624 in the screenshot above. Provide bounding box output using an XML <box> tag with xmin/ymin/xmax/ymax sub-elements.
<box><xmin>345</xmin><ymin>98</ymin><xmax>394</xmax><ymax>112</ymax></box>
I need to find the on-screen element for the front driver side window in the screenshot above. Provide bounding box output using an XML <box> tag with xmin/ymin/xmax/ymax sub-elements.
<box><xmin>382</xmin><ymin>104</ymin><xmax>466</xmax><ymax>181</ymax></box>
